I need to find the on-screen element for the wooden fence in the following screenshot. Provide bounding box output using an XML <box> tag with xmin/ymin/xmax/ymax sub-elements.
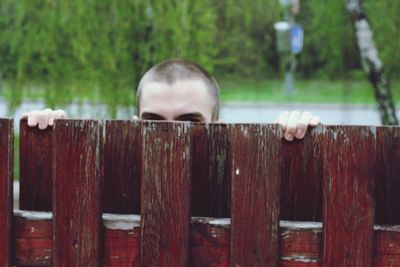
<box><xmin>0</xmin><ymin>118</ymin><xmax>400</xmax><ymax>266</ymax></box>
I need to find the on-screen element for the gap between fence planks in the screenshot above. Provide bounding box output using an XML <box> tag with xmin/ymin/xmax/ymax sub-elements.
<box><xmin>0</xmin><ymin>118</ymin><xmax>13</xmax><ymax>267</ymax></box>
<box><xmin>19</xmin><ymin>119</ymin><xmax>53</xmax><ymax>211</ymax></box>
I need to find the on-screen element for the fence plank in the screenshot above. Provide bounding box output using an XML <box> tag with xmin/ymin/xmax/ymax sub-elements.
<box><xmin>103</xmin><ymin>120</ymin><xmax>141</xmax><ymax>213</ymax></box>
<box><xmin>375</xmin><ymin>127</ymin><xmax>400</xmax><ymax>225</ymax></box>
<box><xmin>191</xmin><ymin>123</ymin><xmax>231</xmax><ymax>217</ymax></box>
<box><xmin>0</xmin><ymin>118</ymin><xmax>13</xmax><ymax>267</ymax></box>
<box><xmin>323</xmin><ymin>126</ymin><xmax>376</xmax><ymax>267</ymax></box>
<box><xmin>52</xmin><ymin>120</ymin><xmax>103</xmax><ymax>267</ymax></box>
<box><xmin>230</xmin><ymin>124</ymin><xmax>282</xmax><ymax>266</ymax></box>
<box><xmin>140</xmin><ymin>121</ymin><xmax>192</xmax><ymax>267</ymax></box>
<box><xmin>281</xmin><ymin>126</ymin><xmax>324</xmax><ymax>221</ymax></box>
<box><xmin>19</xmin><ymin>119</ymin><xmax>53</xmax><ymax>211</ymax></box>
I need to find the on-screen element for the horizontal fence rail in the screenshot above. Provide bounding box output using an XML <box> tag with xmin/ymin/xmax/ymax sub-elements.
<box><xmin>0</xmin><ymin>118</ymin><xmax>399</xmax><ymax>266</ymax></box>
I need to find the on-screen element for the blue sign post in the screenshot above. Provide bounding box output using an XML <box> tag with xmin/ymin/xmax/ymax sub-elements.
<box><xmin>291</xmin><ymin>24</ymin><xmax>304</xmax><ymax>54</ymax></box>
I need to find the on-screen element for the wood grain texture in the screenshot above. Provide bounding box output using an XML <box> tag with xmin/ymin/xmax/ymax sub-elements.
<box><xmin>52</xmin><ymin>120</ymin><xmax>103</xmax><ymax>267</ymax></box>
<box><xmin>19</xmin><ymin>119</ymin><xmax>53</xmax><ymax>211</ymax></box>
<box><xmin>12</xmin><ymin>212</ymin><xmax>400</xmax><ymax>267</ymax></box>
<box><xmin>375</xmin><ymin>127</ymin><xmax>400</xmax><ymax>225</ymax></box>
<box><xmin>191</xmin><ymin>123</ymin><xmax>231</xmax><ymax>217</ymax></box>
<box><xmin>103</xmin><ymin>120</ymin><xmax>141</xmax><ymax>214</ymax></box>
<box><xmin>323</xmin><ymin>126</ymin><xmax>376</xmax><ymax>267</ymax></box>
<box><xmin>140</xmin><ymin>121</ymin><xmax>192</xmax><ymax>267</ymax></box>
<box><xmin>190</xmin><ymin>217</ymin><xmax>230</xmax><ymax>267</ymax></box>
<box><xmin>230</xmin><ymin>124</ymin><xmax>282</xmax><ymax>267</ymax></box>
<box><xmin>280</xmin><ymin>126</ymin><xmax>324</xmax><ymax>221</ymax></box>
<box><xmin>0</xmin><ymin>118</ymin><xmax>13</xmax><ymax>267</ymax></box>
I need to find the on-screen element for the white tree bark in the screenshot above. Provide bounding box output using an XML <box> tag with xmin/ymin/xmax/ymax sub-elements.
<box><xmin>346</xmin><ymin>0</ymin><xmax>398</xmax><ymax>125</ymax></box>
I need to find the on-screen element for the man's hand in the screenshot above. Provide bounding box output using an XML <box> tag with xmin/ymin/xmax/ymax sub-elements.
<box><xmin>21</xmin><ymin>108</ymin><xmax>67</xmax><ymax>130</ymax></box>
<box><xmin>275</xmin><ymin>111</ymin><xmax>321</xmax><ymax>141</ymax></box>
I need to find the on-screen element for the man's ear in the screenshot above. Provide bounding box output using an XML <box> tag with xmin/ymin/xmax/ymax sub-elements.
<box><xmin>132</xmin><ymin>115</ymin><xmax>139</xmax><ymax>121</ymax></box>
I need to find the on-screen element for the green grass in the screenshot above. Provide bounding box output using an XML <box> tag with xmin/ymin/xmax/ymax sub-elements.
<box><xmin>219</xmin><ymin>79</ymin><xmax>400</xmax><ymax>104</ymax></box>
<box><xmin>1</xmin><ymin>79</ymin><xmax>399</xmax><ymax>107</ymax></box>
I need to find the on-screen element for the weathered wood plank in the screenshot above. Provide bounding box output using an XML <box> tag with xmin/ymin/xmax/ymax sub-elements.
<box><xmin>103</xmin><ymin>120</ymin><xmax>141</xmax><ymax>214</ymax></box>
<box><xmin>280</xmin><ymin>126</ymin><xmax>324</xmax><ymax>221</ymax></box>
<box><xmin>191</xmin><ymin>123</ymin><xmax>231</xmax><ymax>217</ymax></box>
<box><xmin>140</xmin><ymin>121</ymin><xmax>192</xmax><ymax>267</ymax></box>
<box><xmin>0</xmin><ymin>118</ymin><xmax>13</xmax><ymax>267</ymax></box>
<box><xmin>323</xmin><ymin>126</ymin><xmax>376</xmax><ymax>267</ymax></box>
<box><xmin>19</xmin><ymin>119</ymin><xmax>53</xmax><ymax>211</ymax></box>
<box><xmin>375</xmin><ymin>127</ymin><xmax>400</xmax><ymax>225</ymax></box>
<box><xmin>52</xmin><ymin>120</ymin><xmax>103</xmax><ymax>267</ymax></box>
<box><xmin>230</xmin><ymin>124</ymin><xmax>282</xmax><ymax>266</ymax></box>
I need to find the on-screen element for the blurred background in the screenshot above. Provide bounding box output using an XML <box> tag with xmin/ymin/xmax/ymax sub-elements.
<box><xmin>0</xmin><ymin>0</ymin><xmax>399</xmax><ymax>125</ymax></box>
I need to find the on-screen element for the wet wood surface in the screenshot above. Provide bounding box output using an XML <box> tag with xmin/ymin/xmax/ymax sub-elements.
<box><xmin>0</xmin><ymin>119</ymin><xmax>13</xmax><ymax>267</ymax></box>
<box><xmin>230</xmin><ymin>124</ymin><xmax>281</xmax><ymax>266</ymax></box>
<box><xmin>12</xmin><ymin>121</ymin><xmax>400</xmax><ymax>266</ymax></box>
<box><xmin>280</xmin><ymin>126</ymin><xmax>324</xmax><ymax>221</ymax></box>
<box><xmin>52</xmin><ymin>120</ymin><xmax>103</xmax><ymax>267</ymax></box>
<box><xmin>375</xmin><ymin>127</ymin><xmax>400</xmax><ymax>225</ymax></box>
<box><xmin>12</xmin><ymin>211</ymin><xmax>400</xmax><ymax>267</ymax></box>
<box><xmin>19</xmin><ymin>119</ymin><xmax>53</xmax><ymax>211</ymax></box>
<box><xmin>191</xmin><ymin>123</ymin><xmax>231</xmax><ymax>217</ymax></box>
<box><xmin>103</xmin><ymin>120</ymin><xmax>141</xmax><ymax>214</ymax></box>
<box><xmin>323</xmin><ymin>126</ymin><xmax>376</xmax><ymax>267</ymax></box>
<box><xmin>140</xmin><ymin>122</ymin><xmax>192</xmax><ymax>267</ymax></box>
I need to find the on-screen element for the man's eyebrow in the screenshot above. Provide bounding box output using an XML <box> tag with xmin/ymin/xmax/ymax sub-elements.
<box><xmin>140</xmin><ymin>112</ymin><xmax>166</xmax><ymax>120</ymax></box>
<box><xmin>174</xmin><ymin>112</ymin><xmax>205</xmax><ymax>121</ymax></box>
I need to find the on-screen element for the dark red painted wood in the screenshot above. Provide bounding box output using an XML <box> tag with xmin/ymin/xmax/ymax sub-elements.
<box><xmin>191</xmin><ymin>123</ymin><xmax>231</xmax><ymax>217</ymax></box>
<box><xmin>52</xmin><ymin>120</ymin><xmax>103</xmax><ymax>267</ymax></box>
<box><xmin>375</xmin><ymin>127</ymin><xmax>400</xmax><ymax>225</ymax></box>
<box><xmin>323</xmin><ymin>126</ymin><xmax>376</xmax><ymax>267</ymax></box>
<box><xmin>19</xmin><ymin>119</ymin><xmax>53</xmax><ymax>211</ymax></box>
<box><xmin>190</xmin><ymin>217</ymin><xmax>230</xmax><ymax>267</ymax></box>
<box><xmin>103</xmin><ymin>120</ymin><xmax>141</xmax><ymax>213</ymax></box>
<box><xmin>230</xmin><ymin>124</ymin><xmax>282</xmax><ymax>266</ymax></box>
<box><xmin>140</xmin><ymin>121</ymin><xmax>192</xmax><ymax>267</ymax></box>
<box><xmin>13</xmin><ymin>210</ymin><xmax>53</xmax><ymax>266</ymax></box>
<box><xmin>12</xmin><ymin>212</ymin><xmax>400</xmax><ymax>267</ymax></box>
<box><xmin>0</xmin><ymin>118</ymin><xmax>13</xmax><ymax>267</ymax></box>
<box><xmin>280</xmin><ymin>126</ymin><xmax>324</xmax><ymax>221</ymax></box>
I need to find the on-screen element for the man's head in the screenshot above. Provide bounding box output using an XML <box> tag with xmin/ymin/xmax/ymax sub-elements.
<box><xmin>136</xmin><ymin>59</ymin><xmax>220</xmax><ymax>122</ymax></box>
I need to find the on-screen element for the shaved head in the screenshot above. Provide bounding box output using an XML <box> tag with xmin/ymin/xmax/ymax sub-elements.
<box><xmin>137</xmin><ymin>59</ymin><xmax>220</xmax><ymax>121</ymax></box>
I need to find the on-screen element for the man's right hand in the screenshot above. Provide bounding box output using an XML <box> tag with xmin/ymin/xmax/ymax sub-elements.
<box><xmin>21</xmin><ymin>108</ymin><xmax>67</xmax><ymax>130</ymax></box>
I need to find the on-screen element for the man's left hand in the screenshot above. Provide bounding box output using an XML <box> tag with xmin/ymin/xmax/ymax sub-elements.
<box><xmin>275</xmin><ymin>111</ymin><xmax>321</xmax><ymax>141</ymax></box>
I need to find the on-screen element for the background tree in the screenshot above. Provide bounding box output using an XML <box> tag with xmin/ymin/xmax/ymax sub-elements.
<box><xmin>346</xmin><ymin>0</ymin><xmax>398</xmax><ymax>125</ymax></box>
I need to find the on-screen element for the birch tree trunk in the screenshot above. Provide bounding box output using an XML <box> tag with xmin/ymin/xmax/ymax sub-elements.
<box><xmin>346</xmin><ymin>0</ymin><xmax>398</xmax><ymax>125</ymax></box>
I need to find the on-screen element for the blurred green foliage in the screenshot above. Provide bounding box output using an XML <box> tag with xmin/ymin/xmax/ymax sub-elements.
<box><xmin>0</xmin><ymin>0</ymin><xmax>399</xmax><ymax>111</ymax></box>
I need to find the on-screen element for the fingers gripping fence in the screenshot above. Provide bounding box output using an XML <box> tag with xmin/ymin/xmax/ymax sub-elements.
<box><xmin>0</xmin><ymin>118</ymin><xmax>399</xmax><ymax>266</ymax></box>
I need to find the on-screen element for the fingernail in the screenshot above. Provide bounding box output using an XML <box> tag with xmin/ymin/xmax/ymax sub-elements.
<box><xmin>296</xmin><ymin>128</ymin><xmax>304</xmax><ymax>138</ymax></box>
<box><xmin>38</xmin><ymin>122</ymin><xmax>47</xmax><ymax>130</ymax></box>
<box><xmin>27</xmin><ymin>118</ymin><xmax>35</xmax><ymax>127</ymax></box>
<box><xmin>285</xmin><ymin>133</ymin><xmax>293</xmax><ymax>141</ymax></box>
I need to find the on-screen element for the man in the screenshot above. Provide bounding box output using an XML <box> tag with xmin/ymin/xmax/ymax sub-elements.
<box><xmin>23</xmin><ymin>59</ymin><xmax>320</xmax><ymax>141</ymax></box>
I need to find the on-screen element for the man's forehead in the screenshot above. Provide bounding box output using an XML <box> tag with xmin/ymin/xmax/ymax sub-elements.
<box><xmin>140</xmin><ymin>79</ymin><xmax>211</xmax><ymax>99</ymax></box>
